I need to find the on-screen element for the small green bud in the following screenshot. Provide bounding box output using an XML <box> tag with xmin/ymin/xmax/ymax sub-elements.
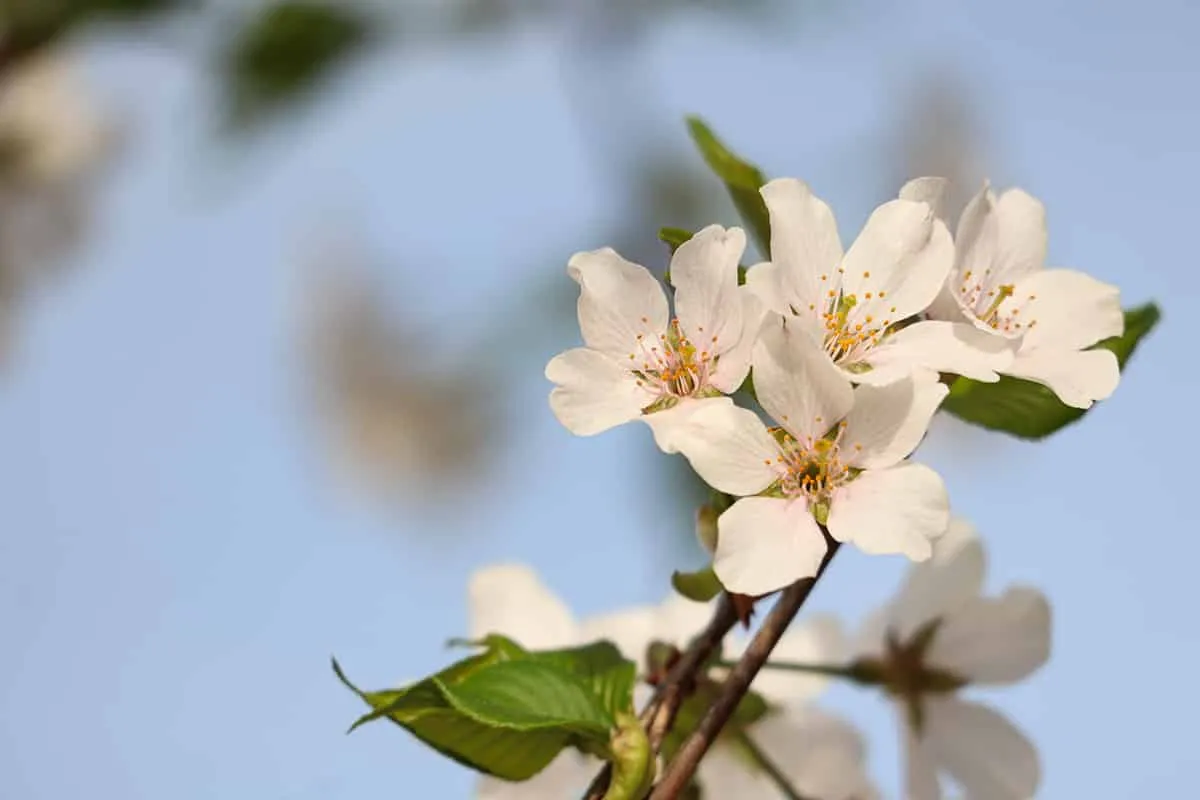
<box><xmin>604</xmin><ymin>712</ymin><xmax>654</xmax><ymax>800</ymax></box>
<box><xmin>695</xmin><ymin>504</ymin><xmax>720</xmax><ymax>554</ymax></box>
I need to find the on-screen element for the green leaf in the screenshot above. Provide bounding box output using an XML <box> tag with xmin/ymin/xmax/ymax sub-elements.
<box><xmin>525</xmin><ymin>641</ymin><xmax>637</xmax><ymax>719</ymax></box>
<box><xmin>333</xmin><ymin>638</ymin><xmax>638</xmax><ymax>780</ymax></box>
<box><xmin>671</xmin><ymin>566</ymin><xmax>722</xmax><ymax>602</ymax></box>
<box><xmin>658</xmin><ymin>226</ymin><xmax>749</xmax><ymax>285</ymax></box>
<box><xmin>223</xmin><ymin>1</ymin><xmax>371</xmax><ymax>128</ymax></box>
<box><xmin>336</xmin><ymin>657</ymin><xmax>613</xmax><ymax>781</ymax></box>
<box><xmin>942</xmin><ymin>302</ymin><xmax>1161</xmax><ymax>439</ymax></box>
<box><xmin>685</xmin><ymin>116</ymin><xmax>771</xmax><ymax>257</ymax></box>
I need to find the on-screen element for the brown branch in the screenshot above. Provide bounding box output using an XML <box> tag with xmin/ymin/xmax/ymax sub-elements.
<box><xmin>580</xmin><ymin>592</ymin><xmax>740</xmax><ymax>800</ymax></box>
<box><xmin>648</xmin><ymin>539</ymin><xmax>841</xmax><ymax>800</ymax></box>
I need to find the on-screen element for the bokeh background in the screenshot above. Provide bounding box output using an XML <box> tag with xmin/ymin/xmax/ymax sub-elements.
<box><xmin>0</xmin><ymin>0</ymin><xmax>1192</xmax><ymax>797</ymax></box>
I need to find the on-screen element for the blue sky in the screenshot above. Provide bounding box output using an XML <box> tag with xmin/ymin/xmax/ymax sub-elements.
<box><xmin>1</xmin><ymin>0</ymin><xmax>1196</xmax><ymax>797</ymax></box>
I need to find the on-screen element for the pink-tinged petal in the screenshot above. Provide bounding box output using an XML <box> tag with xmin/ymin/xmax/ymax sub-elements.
<box><xmin>671</xmin><ymin>225</ymin><xmax>747</xmax><ymax>353</ymax></box>
<box><xmin>903</xmin><ymin>713</ymin><xmax>943</xmax><ymax>800</ymax></box>
<box><xmin>761</xmin><ymin>178</ymin><xmax>844</xmax><ymax>318</ymax></box>
<box><xmin>727</xmin><ymin>614</ymin><xmax>847</xmax><ymax>703</ymax></box>
<box><xmin>710</xmin><ymin>287</ymin><xmax>766</xmax><ymax>393</ymax></box>
<box><xmin>899</xmin><ymin>176</ymin><xmax>950</xmax><ymax>223</ymax></box>
<box><xmin>842</xmin><ymin>375</ymin><xmax>947</xmax><ymax>469</ymax></box>
<box><xmin>468</xmin><ymin>564</ymin><xmax>578</xmax><ymax>649</ymax></box>
<box><xmin>1011</xmin><ymin>268</ymin><xmax>1123</xmax><ymax>353</ymax></box>
<box><xmin>744</xmin><ymin>260</ymin><xmax>790</xmax><ymax>315</ymax></box>
<box><xmin>865</xmin><ymin>320</ymin><xmax>1014</xmax><ymax>384</ymax></box>
<box><xmin>754</xmin><ymin>317</ymin><xmax>854</xmax><ymax>440</ymax></box>
<box><xmin>888</xmin><ymin>517</ymin><xmax>985</xmax><ymax>641</ymax></box>
<box><xmin>714</xmin><ymin>496</ymin><xmax>827</xmax><ymax>595</ymax></box>
<box><xmin>827</xmin><ymin>463</ymin><xmax>949</xmax><ymax>560</ymax></box>
<box><xmin>567</xmin><ymin>247</ymin><xmax>669</xmax><ymax>361</ymax></box>
<box><xmin>668</xmin><ymin>401</ymin><xmax>780</xmax><ymax>496</ymax></box>
<box><xmin>546</xmin><ymin>347</ymin><xmax>655</xmax><ymax>436</ymax></box>
<box><xmin>842</xmin><ymin>200</ymin><xmax>953</xmax><ymax>326</ymax></box>
<box><xmin>1004</xmin><ymin>348</ymin><xmax>1120</xmax><ymax>409</ymax></box>
<box><xmin>929</xmin><ymin>586</ymin><xmax>1051</xmax><ymax>685</ymax></box>
<box><xmin>924</xmin><ymin>696</ymin><xmax>1041</xmax><ymax>800</ymax></box>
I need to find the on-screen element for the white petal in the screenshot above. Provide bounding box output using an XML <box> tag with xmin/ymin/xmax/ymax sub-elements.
<box><xmin>761</xmin><ymin>178</ymin><xmax>844</xmax><ymax>315</ymax></box>
<box><xmin>827</xmin><ymin>463</ymin><xmax>949</xmax><ymax>560</ymax></box>
<box><xmin>1004</xmin><ymin>348</ymin><xmax>1120</xmax><ymax>409</ymax></box>
<box><xmin>1012</xmin><ymin>268</ymin><xmax>1123</xmax><ymax>353</ymax></box>
<box><xmin>710</xmin><ymin>287</ymin><xmax>766</xmax><ymax>393</ymax></box>
<box><xmin>903</xmin><ymin>715</ymin><xmax>943</xmax><ymax>800</ymax></box>
<box><xmin>754</xmin><ymin>317</ymin><xmax>854</xmax><ymax>439</ymax></box>
<box><xmin>842</xmin><ymin>375</ymin><xmax>947</xmax><ymax>469</ymax></box>
<box><xmin>668</xmin><ymin>401</ymin><xmax>780</xmax><ymax>496</ymax></box>
<box><xmin>841</xmin><ymin>200</ymin><xmax>953</xmax><ymax>326</ymax></box>
<box><xmin>728</xmin><ymin>614</ymin><xmax>847</xmax><ymax>703</ymax></box>
<box><xmin>953</xmin><ymin>181</ymin><xmax>998</xmax><ymax>277</ymax></box>
<box><xmin>477</xmin><ymin>752</ymin><xmax>599</xmax><ymax>799</ymax></box>
<box><xmin>899</xmin><ymin>176</ymin><xmax>950</xmax><ymax>223</ymax></box>
<box><xmin>578</xmin><ymin>607</ymin><xmax>659</xmax><ymax>663</ymax></box>
<box><xmin>671</xmin><ymin>225</ymin><xmax>747</xmax><ymax>354</ymax></box>
<box><xmin>929</xmin><ymin>586</ymin><xmax>1051</xmax><ymax>685</ymax></box>
<box><xmin>640</xmin><ymin>396</ymin><xmax>725</xmax><ymax>454</ymax></box>
<box><xmin>546</xmin><ymin>348</ymin><xmax>656</xmax><ymax>436</ymax></box>
<box><xmin>989</xmin><ymin>188</ymin><xmax>1049</xmax><ymax>286</ymax></box>
<box><xmin>567</xmin><ymin>247</ymin><xmax>669</xmax><ymax>361</ymax></box>
<box><xmin>468</xmin><ymin>564</ymin><xmax>578</xmax><ymax>650</ymax></box>
<box><xmin>713</xmin><ymin>496</ymin><xmax>827</xmax><ymax>595</ymax></box>
<box><xmin>865</xmin><ymin>320</ymin><xmax>1014</xmax><ymax>384</ymax></box>
<box><xmin>924</xmin><ymin>696</ymin><xmax>1041</xmax><ymax>800</ymax></box>
<box><xmin>888</xmin><ymin>517</ymin><xmax>985</xmax><ymax>641</ymax></box>
<box><xmin>744</xmin><ymin>260</ymin><xmax>790</xmax><ymax>315</ymax></box>
<box><xmin>750</xmin><ymin>709</ymin><xmax>878</xmax><ymax>800</ymax></box>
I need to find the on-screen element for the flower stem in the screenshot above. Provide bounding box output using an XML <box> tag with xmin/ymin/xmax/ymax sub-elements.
<box><xmin>731</xmin><ymin>729</ymin><xmax>817</xmax><ymax>800</ymax></box>
<box><xmin>580</xmin><ymin>593</ymin><xmax>740</xmax><ymax>800</ymax></box>
<box><xmin>717</xmin><ymin>659</ymin><xmax>864</xmax><ymax>682</ymax></box>
<box><xmin>648</xmin><ymin>535</ymin><xmax>842</xmax><ymax>800</ymax></box>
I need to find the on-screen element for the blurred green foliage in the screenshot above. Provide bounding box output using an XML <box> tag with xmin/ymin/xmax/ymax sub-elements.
<box><xmin>220</xmin><ymin>1</ymin><xmax>371</xmax><ymax>128</ymax></box>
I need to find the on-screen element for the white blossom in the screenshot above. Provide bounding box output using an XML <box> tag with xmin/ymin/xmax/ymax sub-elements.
<box><xmin>668</xmin><ymin>320</ymin><xmax>950</xmax><ymax>596</ymax></box>
<box><xmin>546</xmin><ymin>225</ymin><xmax>763</xmax><ymax>450</ymax></box>
<box><xmin>469</xmin><ymin>564</ymin><xmax>875</xmax><ymax>799</ymax></box>
<box><xmin>856</xmin><ymin>518</ymin><xmax>1050</xmax><ymax>800</ymax></box>
<box><xmin>746</xmin><ymin>178</ymin><xmax>1010</xmax><ymax>388</ymax></box>
<box><xmin>903</xmin><ymin>178</ymin><xmax>1124</xmax><ymax>408</ymax></box>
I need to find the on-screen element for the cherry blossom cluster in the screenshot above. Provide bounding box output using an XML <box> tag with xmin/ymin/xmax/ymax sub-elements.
<box><xmin>547</xmin><ymin>176</ymin><xmax>1123</xmax><ymax>596</ymax></box>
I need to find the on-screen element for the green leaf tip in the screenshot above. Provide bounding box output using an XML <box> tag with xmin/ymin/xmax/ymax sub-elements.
<box><xmin>671</xmin><ymin>566</ymin><xmax>722</xmax><ymax>602</ymax></box>
<box><xmin>684</xmin><ymin>115</ymin><xmax>771</xmax><ymax>256</ymax></box>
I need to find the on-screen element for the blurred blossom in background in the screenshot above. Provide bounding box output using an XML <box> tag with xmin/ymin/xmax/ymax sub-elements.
<box><xmin>0</xmin><ymin>1</ymin><xmax>1194</xmax><ymax>799</ymax></box>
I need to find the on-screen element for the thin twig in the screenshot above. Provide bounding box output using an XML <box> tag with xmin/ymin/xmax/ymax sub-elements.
<box><xmin>580</xmin><ymin>593</ymin><xmax>740</xmax><ymax>800</ymax></box>
<box><xmin>648</xmin><ymin>540</ymin><xmax>841</xmax><ymax>800</ymax></box>
<box><xmin>731</xmin><ymin>729</ymin><xmax>817</xmax><ymax>800</ymax></box>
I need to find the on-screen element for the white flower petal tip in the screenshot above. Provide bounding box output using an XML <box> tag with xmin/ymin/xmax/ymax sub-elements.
<box><xmin>712</xmin><ymin>496</ymin><xmax>828</xmax><ymax>596</ymax></box>
<box><xmin>467</xmin><ymin>563</ymin><xmax>578</xmax><ymax>650</ymax></box>
<box><xmin>827</xmin><ymin>463</ymin><xmax>949</xmax><ymax>561</ymax></box>
<box><xmin>899</xmin><ymin>176</ymin><xmax>950</xmax><ymax>222</ymax></box>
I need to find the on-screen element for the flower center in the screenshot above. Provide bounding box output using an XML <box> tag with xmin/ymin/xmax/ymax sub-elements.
<box><xmin>955</xmin><ymin>270</ymin><xmax>1039</xmax><ymax>335</ymax></box>
<box><xmin>804</xmin><ymin>272</ymin><xmax>899</xmax><ymax>366</ymax></box>
<box><xmin>630</xmin><ymin>318</ymin><xmax>719</xmax><ymax>410</ymax></box>
<box><xmin>769</xmin><ymin>422</ymin><xmax>851</xmax><ymax>506</ymax></box>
